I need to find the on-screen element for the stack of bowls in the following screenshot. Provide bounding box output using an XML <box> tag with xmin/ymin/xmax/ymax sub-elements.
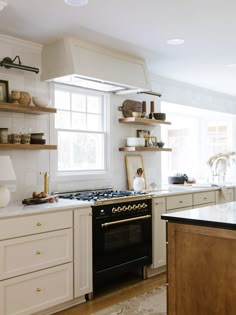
<box><xmin>153</xmin><ymin>113</ymin><xmax>166</xmax><ymax>121</ymax></box>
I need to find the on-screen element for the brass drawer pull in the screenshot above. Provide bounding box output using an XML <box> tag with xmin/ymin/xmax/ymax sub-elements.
<box><xmin>36</xmin><ymin>251</ymin><xmax>41</xmax><ymax>255</ymax></box>
<box><xmin>36</xmin><ymin>222</ymin><xmax>42</xmax><ymax>227</ymax></box>
<box><xmin>179</xmin><ymin>200</ymin><xmax>183</xmax><ymax>203</ymax></box>
<box><xmin>36</xmin><ymin>288</ymin><xmax>41</xmax><ymax>292</ymax></box>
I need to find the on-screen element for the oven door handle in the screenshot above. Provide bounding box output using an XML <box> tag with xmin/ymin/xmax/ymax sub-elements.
<box><xmin>101</xmin><ymin>214</ymin><xmax>151</xmax><ymax>228</ymax></box>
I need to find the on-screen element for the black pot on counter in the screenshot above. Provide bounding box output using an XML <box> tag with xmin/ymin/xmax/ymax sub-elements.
<box><xmin>168</xmin><ymin>174</ymin><xmax>189</xmax><ymax>184</ymax></box>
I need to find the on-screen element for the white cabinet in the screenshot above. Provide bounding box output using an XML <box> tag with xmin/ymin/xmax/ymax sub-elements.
<box><xmin>166</xmin><ymin>194</ymin><xmax>193</xmax><ymax>211</ymax></box>
<box><xmin>216</xmin><ymin>188</ymin><xmax>234</xmax><ymax>204</ymax></box>
<box><xmin>0</xmin><ymin>210</ymin><xmax>73</xmax><ymax>315</ymax></box>
<box><xmin>193</xmin><ymin>190</ymin><xmax>216</xmax><ymax>207</ymax></box>
<box><xmin>0</xmin><ymin>264</ymin><xmax>73</xmax><ymax>315</ymax></box>
<box><xmin>74</xmin><ymin>207</ymin><xmax>92</xmax><ymax>298</ymax></box>
<box><xmin>151</xmin><ymin>197</ymin><xmax>166</xmax><ymax>269</ymax></box>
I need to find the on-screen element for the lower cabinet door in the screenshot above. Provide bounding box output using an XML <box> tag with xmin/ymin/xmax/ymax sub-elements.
<box><xmin>0</xmin><ymin>263</ymin><xmax>73</xmax><ymax>315</ymax></box>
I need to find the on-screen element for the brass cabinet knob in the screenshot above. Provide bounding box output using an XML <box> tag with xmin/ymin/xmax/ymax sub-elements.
<box><xmin>36</xmin><ymin>251</ymin><xmax>41</xmax><ymax>255</ymax></box>
<box><xmin>36</xmin><ymin>288</ymin><xmax>41</xmax><ymax>292</ymax></box>
<box><xmin>36</xmin><ymin>222</ymin><xmax>42</xmax><ymax>227</ymax></box>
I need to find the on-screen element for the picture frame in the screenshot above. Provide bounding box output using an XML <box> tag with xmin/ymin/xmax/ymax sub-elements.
<box><xmin>125</xmin><ymin>154</ymin><xmax>146</xmax><ymax>190</ymax></box>
<box><xmin>136</xmin><ymin>129</ymin><xmax>150</xmax><ymax>138</ymax></box>
<box><xmin>0</xmin><ymin>80</ymin><xmax>9</xmax><ymax>102</ymax></box>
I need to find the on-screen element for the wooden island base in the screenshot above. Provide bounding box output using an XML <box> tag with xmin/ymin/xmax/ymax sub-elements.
<box><xmin>168</xmin><ymin>222</ymin><xmax>236</xmax><ymax>315</ymax></box>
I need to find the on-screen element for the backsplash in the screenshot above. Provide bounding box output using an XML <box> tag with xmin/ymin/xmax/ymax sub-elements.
<box><xmin>1</xmin><ymin>34</ymin><xmax>236</xmax><ymax>202</ymax></box>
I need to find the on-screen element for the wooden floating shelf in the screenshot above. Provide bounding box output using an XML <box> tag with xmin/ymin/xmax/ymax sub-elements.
<box><xmin>119</xmin><ymin>117</ymin><xmax>171</xmax><ymax>126</ymax></box>
<box><xmin>0</xmin><ymin>102</ymin><xmax>57</xmax><ymax>115</ymax></box>
<box><xmin>0</xmin><ymin>144</ymin><xmax>57</xmax><ymax>150</ymax></box>
<box><xmin>119</xmin><ymin>146</ymin><xmax>172</xmax><ymax>152</ymax></box>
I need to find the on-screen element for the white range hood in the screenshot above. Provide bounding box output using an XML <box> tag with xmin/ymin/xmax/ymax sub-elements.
<box><xmin>41</xmin><ymin>37</ymin><xmax>151</xmax><ymax>94</ymax></box>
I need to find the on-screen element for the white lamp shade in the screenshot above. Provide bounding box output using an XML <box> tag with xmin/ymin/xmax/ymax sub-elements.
<box><xmin>0</xmin><ymin>156</ymin><xmax>16</xmax><ymax>181</ymax></box>
<box><xmin>64</xmin><ymin>0</ymin><xmax>88</xmax><ymax>6</ymax></box>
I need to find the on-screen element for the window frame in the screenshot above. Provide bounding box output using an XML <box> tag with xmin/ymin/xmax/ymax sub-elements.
<box><xmin>160</xmin><ymin>101</ymin><xmax>236</xmax><ymax>183</ymax></box>
<box><xmin>49</xmin><ymin>83</ymin><xmax>111</xmax><ymax>183</ymax></box>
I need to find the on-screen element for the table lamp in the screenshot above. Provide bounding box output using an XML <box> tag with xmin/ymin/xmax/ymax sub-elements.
<box><xmin>0</xmin><ymin>156</ymin><xmax>16</xmax><ymax>207</ymax></box>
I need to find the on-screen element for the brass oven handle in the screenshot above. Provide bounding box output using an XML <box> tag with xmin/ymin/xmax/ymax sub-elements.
<box><xmin>101</xmin><ymin>215</ymin><xmax>151</xmax><ymax>228</ymax></box>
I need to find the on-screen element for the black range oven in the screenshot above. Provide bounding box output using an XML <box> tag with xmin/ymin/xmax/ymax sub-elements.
<box><xmin>92</xmin><ymin>195</ymin><xmax>152</xmax><ymax>288</ymax></box>
<box><xmin>57</xmin><ymin>190</ymin><xmax>152</xmax><ymax>292</ymax></box>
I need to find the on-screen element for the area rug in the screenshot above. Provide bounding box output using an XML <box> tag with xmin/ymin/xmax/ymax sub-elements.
<box><xmin>92</xmin><ymin>285</ymin><xmax>167</xmax><ymax>315</ymax></box>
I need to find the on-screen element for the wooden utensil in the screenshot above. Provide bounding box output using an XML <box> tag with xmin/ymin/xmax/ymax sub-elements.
<box><xmin>118</xmin><ymin>100</ymin><xmax>142</xmax><ymax>117</ymax></box>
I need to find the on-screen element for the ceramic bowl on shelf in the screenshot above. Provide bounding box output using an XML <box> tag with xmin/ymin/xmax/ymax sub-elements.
<box><xmin>157</xmin><ymin>141</ymin><xmax>165</xmax><ymax>148</ymax></box>
<box><xmin>32</xmin><ymin>97</ymin><xmax>50</xmax><ymax>108</ymax></box>
<box><xmin>132</xmin><ymin>111</ymin><xmax>142</xmax><ymax>118</ymax></box>
<box><xmin>153</xmin><ymin>113</ymin><xmax>166</xmax><ymax>121</ymax></box>
<box><xmin>127</xmin><ymin>137</ymin><xmax>145</xmax><ymax>147</ymax></box>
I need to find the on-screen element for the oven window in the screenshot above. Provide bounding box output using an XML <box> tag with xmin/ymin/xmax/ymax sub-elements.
<box><xmin>104</xmin><ymin>223</ymin><xmax>142</xmax><ymax>251</ymax></box>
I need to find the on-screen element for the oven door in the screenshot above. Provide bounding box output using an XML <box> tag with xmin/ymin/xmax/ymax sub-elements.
<box><xmin>93</xmin><ymin>212</ymin><xmax>152</xmax><ymax>276</ymax></box>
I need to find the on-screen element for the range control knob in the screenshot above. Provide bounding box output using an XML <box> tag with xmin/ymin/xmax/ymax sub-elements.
<box><xmin>137</xmin><ymin>204</ymin><xmax>142</xmax><ymax>209</ymax></box>
<box><xmin>124</xmin><ymin>206</ymin><xmax>128</xmax><ymax>211</ymax></box>
<box><xmin>133</xmin><ymin>205</ymin><xmax>138</xmax><ymax>210</ymax></box>
<box><xmin>142</xmin><ymin>203</ymin><xmax>147</xmax><ymax>208</ymax></box>
<box><xmin>112</xmin><ymin>207</ymin><xmax>117</xmax><ymax>213</ymax></box>
<box><xmin>128</xmin><ymin>205</ymin><xmax>132</xmax><ymax>211</ymax></box>
<box><xmin>117</xmin><ymin>206</ymin><xmax>122</xmax><ymax>212</ymax></box>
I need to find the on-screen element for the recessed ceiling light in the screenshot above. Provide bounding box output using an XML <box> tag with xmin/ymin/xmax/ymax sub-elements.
<box><xmin>166</xmin><ymin>38</ymin><xmax>185</xmax><ymax>45</ymax></box>
<box><xmin>0</xmin><ymin>1</ymin><xmax>7</xmax><ymax>11</ymax></box>
<box><xmin>64</xmin><ymin>0</ymin><xmax>88</xmax><ymax>6</ymax></box>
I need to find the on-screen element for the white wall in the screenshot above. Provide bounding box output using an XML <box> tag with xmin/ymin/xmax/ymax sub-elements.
<box><xmin>1</xmin><ymin>34</ymin><xmax>236</xmax><ymax>202</ymax></box>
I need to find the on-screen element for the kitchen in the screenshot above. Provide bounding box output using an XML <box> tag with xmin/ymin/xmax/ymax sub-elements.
<box><xmin>1</xmin><ymin>1</ymin><xmax>236</xmax><ymax>315</ymax></box>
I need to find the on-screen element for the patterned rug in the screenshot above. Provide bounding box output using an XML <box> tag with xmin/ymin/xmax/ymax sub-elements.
<box><xmin>92</xmin><ymin>285</ymin><xmax>167</xmax><ymax>315</ymax></box>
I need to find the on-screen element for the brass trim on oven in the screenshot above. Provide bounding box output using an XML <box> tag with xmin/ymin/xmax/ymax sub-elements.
<box><xmin>101</xmin><ymin>214</ymin><xmax>151</xmax><ymax>228</ymax></box>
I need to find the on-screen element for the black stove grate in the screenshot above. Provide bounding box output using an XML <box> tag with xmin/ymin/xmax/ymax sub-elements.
<box><xmin>58</xmin><ymin>190</ymin><xmax>147</xmax><ymax>202</ymax></box>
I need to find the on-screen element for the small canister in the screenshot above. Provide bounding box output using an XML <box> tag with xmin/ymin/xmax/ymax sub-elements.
<box><xmin>0</xmin><ymin>128</ymin><xmax>8</xmax><ymax>143</ymax></box>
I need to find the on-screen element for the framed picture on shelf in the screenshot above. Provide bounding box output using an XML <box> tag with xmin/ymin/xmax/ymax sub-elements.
<box><xmin>136</xmin><ymin>129</ymin><xmax>150</xmax><ymax>138</ymax></box>
<box><xmin>125</xmin><ymin>154</ymin><xmax>146</xmax><ymax>190</ymax></box>
<box><xmin>0</xmin><ymin>80</ymin><xmax>9</xmax><ymax>102</ymax></box>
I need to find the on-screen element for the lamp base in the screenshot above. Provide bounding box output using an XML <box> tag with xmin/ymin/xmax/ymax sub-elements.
<box><xmin>0</xmin><ymin>185</ymin><xmax>10</xmax><ymax>207</ymax></box>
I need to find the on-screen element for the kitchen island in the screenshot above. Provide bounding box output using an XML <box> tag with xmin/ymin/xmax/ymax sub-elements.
<box><xmin>161</xmin><ymin>201</ymin><xmax>236</xmax><ymax>315</ymax></box>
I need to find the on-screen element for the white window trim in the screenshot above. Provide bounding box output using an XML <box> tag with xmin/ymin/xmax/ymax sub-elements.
<box><xmin>49</xmin><ymin>83</ymin><xmax>111</xmax><ymax>183</ymax></box>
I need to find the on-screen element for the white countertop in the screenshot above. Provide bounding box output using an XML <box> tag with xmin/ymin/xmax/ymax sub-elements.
<box><xmin>0</xmin><ymin>183</ymin><xmax>235</xmax><ymax>219</ymax></box>
<box><xmin>0</xmin><ymin>199</ymin><xmax>93</xmax><ymax>219</ymax></box>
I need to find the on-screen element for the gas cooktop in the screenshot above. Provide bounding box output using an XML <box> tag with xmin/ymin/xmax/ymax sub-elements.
<box><xmin>56</xmin><ymin>190</ymin><xmax>147</xmax><ymax>202</ymax></box>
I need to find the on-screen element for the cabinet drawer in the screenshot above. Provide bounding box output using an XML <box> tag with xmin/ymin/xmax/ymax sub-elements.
<box><xmin>0</xmin><ymin>211</ymin><xmax>73</xmax><ymax>240</ymax></box>
<box><xmin>193</xmin><ymin>191</ymin><xmax>215</xmax><ymax>206</ymax></box>
<box><xmin>0</xmin><ymin>263</ymin><xmax>73</xmax><ymax>315</ymax></box>
<box><xmin>166</xmin><ymin>194</ymin><xmax>192</xmax><ymax>210</ymax></box>
<box><xmin>0</xmin><ymin>229</ymin><xmax>73</xmax><ymax>280</ymax></box>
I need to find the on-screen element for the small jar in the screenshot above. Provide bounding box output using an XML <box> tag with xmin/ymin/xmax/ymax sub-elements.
<box><xmin>0</xmin><ymin>128</ymin><xmax>8</xmax><ymax>143</ymax></box>
<box><xmin>21</xmin><ymin>133</ymin><xmax>31</xmax><ymax>144</ymax></box>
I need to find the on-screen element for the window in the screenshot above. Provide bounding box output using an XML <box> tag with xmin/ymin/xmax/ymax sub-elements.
<box><xmin>161</xmin><ymin>102</ymin><xmax>236</xmax><ymax>183</ymax></box>
<box><xmin>54</xmin><ymin>84</ymin><xmax>109</xmax><ymax>176</ymax></box>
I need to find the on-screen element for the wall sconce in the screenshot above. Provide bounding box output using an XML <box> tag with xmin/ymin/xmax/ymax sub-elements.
<box><xmin>0</xmin><ymin>56</ymin><xmax>39</xmax><ymax>74</ymax></box>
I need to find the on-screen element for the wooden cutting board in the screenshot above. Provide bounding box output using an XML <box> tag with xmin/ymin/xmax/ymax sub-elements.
<box><xmin>118</xmin><ymin>100</ymin><xmax>142</xmax><ymax>117</ymax></box>
<box><xmin>22</xmin><ymin>195</ymin><xmax>57</xmax><ymax>205</ymax></box>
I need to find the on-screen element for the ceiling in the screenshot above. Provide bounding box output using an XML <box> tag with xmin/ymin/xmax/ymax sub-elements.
<box><xmin>1</xmin><ymin>0</ymin><xmax>236</xmax><ymax>96</ymax></box>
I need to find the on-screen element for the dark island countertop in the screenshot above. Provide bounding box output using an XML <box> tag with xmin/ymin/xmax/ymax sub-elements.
<box><xmin>161</xmin><ymin>201</ymin><xmax>236</xmax><ymax>230</ymax></box>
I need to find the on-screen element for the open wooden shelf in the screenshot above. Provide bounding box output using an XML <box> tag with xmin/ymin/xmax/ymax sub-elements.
<box><xmin>0</xmin><ymin>101</ymin><xmax>57</xmax><ymax>115</ymax></box>
<box><xmin>0</xmin><ymin>144</ymin><xmax>57</xmax><ymax>150</ymax></box>
<box><xmin>119</xmin><ymin>117</ymin><xmax>171</xmax><ymax>126</ymax></box>
<box><xmin>119</xmin><ymin>146</ymin><xmax>172</xmax><ymax>152</ymax></box>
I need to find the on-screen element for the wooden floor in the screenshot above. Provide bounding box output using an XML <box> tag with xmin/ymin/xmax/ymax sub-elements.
<box><xmin>55</xmin><ymin>272</ymin><xmax>167</xmax><ymax>315</ymax></box>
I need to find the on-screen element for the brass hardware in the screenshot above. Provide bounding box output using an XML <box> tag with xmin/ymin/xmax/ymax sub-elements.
<box><xmin>124</xmin><ymin>206</ymin><xmax>128</xmax><ymax>211</ymax></box>
<box><xmin>101</xmin><ymin>215</ymin><xmax>151</xmax><ymax>228</ymax></box>
<box><xmin>36</xmin><ymin>222</ymin><xmax>42</xmax><ymax>227</ymax></box>
<box><xmin>179</xmin><ymin>200</ymin><xmax>183</xmax><ymax>203</ymax></box>
<box><xmin>117</xmin><ymin>206</ymin><xmax>122</xmax><ymax>212</ymax></box>
<box><xmin>142</xmin><ymin>203</ymin><xmax>147</xmax><ymax>208</ymax></box>
<box><xmin>112</xmin><ymin>207</ymin><xmax>117</xmax><ymax>213</ymax></box>
<box><xmin>204</xmin><ymin>197</ymin><xmax>207</xmax><ymax>200</ymax></box>
<box><xmin>36</xmin><ymin>288</ymin><xmax>41</xmax><ymax>292</ymax></box>
<box><xmin>36</xmin><ymin>251</ymin><xmax>41</xmax><ymax>255</ymax></box>
<box><xmin>128</xmin><ymin>205</ymin><xmax>132</xmax><ymax>210</ymax></box>
<box><xmin>133</xmin><ymin>205</ymin><xmax>138</xmax><ymax>210</ymax></box>
<box><xmin>40</xmin><ymin>171</ymin><xmax>49</xmax><ymax>195</ymax></box>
